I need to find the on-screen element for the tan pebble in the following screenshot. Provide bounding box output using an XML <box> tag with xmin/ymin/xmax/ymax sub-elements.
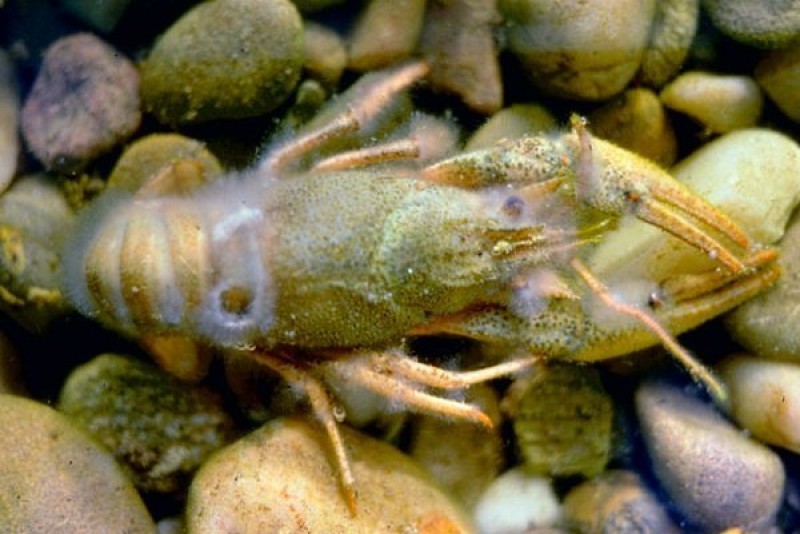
<box><xmin>755</xmin><ymin>41</ymin><xmax>800</xmax><ymax>123</ymax></box>
<box><xmin>590</xmin><ymin>129</ymin><xmax>800</xmax><ymax>283</ymax></box>
<box><xmin>348</xmin><ymin>0</ymin><xmax>425</xmax><ymax>71</ymax></box>
<box><xmin>0</xmin><ymin>51</ymin><xmax>18</xmax><ymax>195</ymax></box>
<box><xmin>589</xmin><ymin>88</ymin><xmax>677</xmax><ymax>167</ymax></box>
<box><xmin>420</xmin><ymin>0</ymin><xmax>503</xmax><ymax>114</ymax></box>
<box><xmin>563</xmin><ymin>470</ymin><xmax>680</xmax><ymax>533</ymax></box>
<box><xmin>500</xmin><ymin>0</ymin><xmax>656</xmax><ymax>100</ymax></box>
<box><xmin>702</xmin><ymin>0</ymin><xmax>800</xmax><ymax>48</ymax></box>
<box><xmin>21</xmin><ymin>33</ymin><xmax>140</xmax><ymax>172</ymax></box>
<box><xmin>727</xmin><ymin>208</ymin><xmax>800</xmax><ymax>360</ymax></box>
<box><xmin>638</xmin><ymin>0</ymin><xmax>699</xmax><ymax>87</ymax></box>
<box><xmin>409</xmin><ymin>384</ymin><xmax>504</xmax><ymax>509</ymax></box>
<box><xmin>660</xmin><ymin>71</ymin><xmax>763</xmax><ymax>133</ymax></box>
<box><xmin>718</xmin><ymin>354</ymin><xmax>800</xmax><ymax>454</ymax></box>
<box><xmin>0</xmin><ymin>394</ymin><xmax>155</xmax><ymax>532</ymax></box>
<box><xmin>504</xmin><ymin>363</ymin><xmax>613</xmax><ymax>477</ymax></box>
<box><xmin>473</xmin><ymin>467</ymin><xmax>562</xmax><ymax>533</ymax></box>
<box><xmin>304</xmin><ymin>22</ymin><xmax>347</xmax><ymax>86</ymax></box>
<box><xmin>465</xmin><ymin>104</ymin><xmax>556</xmax><ymax>151</ymax></box>
<box><xmin>636</xmin><ymin>380</ymin><xmax>784</xmax><ymax>531</ymax></box>
<box><xmin>140</xmin><ymin>0</ymin><xmax>303</xmax><ymax>124</ymax></box>
<box><xmin>186</xmin><ymin>416</ymin><xmax>474</xmax><ymax>533</ymax></box>
<box><xmin>107</xmin><ymin>133</ymin><xmax>223</xmax><ymax>193</ymax></box>
<box><xmin>59</xmin><ymin>353</ymin><xmax>235</xmax><ymax>494</ymax></box>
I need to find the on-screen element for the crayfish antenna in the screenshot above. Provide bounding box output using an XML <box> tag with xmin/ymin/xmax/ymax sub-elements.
<box><xmin>570</xmin><ymin>258</ymin><xmax>729</xmax><ymax>410</ymax></box>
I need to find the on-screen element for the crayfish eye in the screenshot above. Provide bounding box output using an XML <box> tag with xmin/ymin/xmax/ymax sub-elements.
<box><xmin>220</xmin><ymin>285</ymin><xmax>254</xmax><ymax>316</ymax></box>
<box><xmin>502</xmin><ymin>195</ymin><xmax>525</xmax><ymax>218</ymax></box>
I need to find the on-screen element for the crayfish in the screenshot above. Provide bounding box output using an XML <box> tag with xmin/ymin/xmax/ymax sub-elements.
<box><xmin>62</xmin><ymin>61</ymin><xmax>778</xmax><ymax>512</ymax></box>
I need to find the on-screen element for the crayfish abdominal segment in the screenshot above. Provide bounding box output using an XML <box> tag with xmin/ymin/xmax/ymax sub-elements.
<box><xmin>63</xmin><ymin>60</ymin><xmax>777</xmax><ymax>512</ymax></box>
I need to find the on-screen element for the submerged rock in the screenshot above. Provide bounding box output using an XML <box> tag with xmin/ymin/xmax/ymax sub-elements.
<box><xmin>0</xmin><ymin>393</ymin><xmax>155</xmax><ymax>532</ymax></box>
<box><xmin>187</xmin><ymin>416</ymin><xmax>474</xmax><ymax>532</ymax></box>
<box><xmin>140</xmin><ymin>0</ymin><xmax>304</xmax><ymax>125</ymax></box>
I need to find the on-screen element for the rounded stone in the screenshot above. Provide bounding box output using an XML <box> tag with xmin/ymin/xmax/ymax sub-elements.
<box><xmin>0</xmin><ymin>51</ymin><xmax>19</xmax><ymax>196</ymax></box>
<box><xmin>505</xmin><ymin>363</ymin><xmax>613</xmax><ymax>478</ymax></box>
<box><xmin>660</xmin><ymin>71</ymin><xmax>763</xmax><ymax>133</ymax></box>
<box><xmin>589</xmin><ymin>87</ymin><xmax>677</xmax><ymax>167</ymax></box>
<box><xmin>304</xmin><ymin>22</ymin><xmax>347</xmax><ymax>86</ymax></box>
<box><xmin>702</xmin><ymin>0</ymin><xmax>800</xmax><ymax>49</ymax></box>
<box><xmin>727</xmin><ymin>208</ymin><xmax>800</xmax><ymax>361</ymax></box>
<box><xmin>140</xmin><ymin>0</ymin><xmax>304</xmax><ymax>125</ymax></box>
<box><xmin>59</xmin><ymin>353</ymin><xmax>235</xmax><ymax>494</ymax></box>
<box><xmin>563</xmin><ymin>470</ymin><xmax>679</xmax><ymax>533</ymax></box>
<box><xmin>186</xmin><ymin>417</ymin><xmax>473</xmax><ymax>532</ymax></box>
<box><xmin>755</xmin><ymin>41</ymin><xmax>800</xmax><ymax>123</ymax></box>
<box><xmin>0</xmin><ymin>393</ymin><xmax>154</xmax><ymax>532</ymax></box>
<box><xmin>409</xmin><ymin>384</ymin><xmax>504</xmax><ymax>509</ymax></box>
<box><xmin>0</xmin><ymin>174</ymin><xmax>75</xmax><ymax>332</ymax></box>
<box><xmin>636</xmin><ymin>380</ymin><xmax>785</xmax><ymax>531</ymax></box>
<box><xmin>718</xmin><ymin>354</ymin><xmax>800</xmax><ymax>453</ymax></box>
<box><xmin>107</xmin><ymin>133</ymin><xmax>223</xmax><ymax>193</ymax></box>
<box><xmin>638</xmin><ymin>0</ymin><xmax>699</xmax><ymax>87</ymax></box>
<box><xmin>21</xmin><ymin>33</ymin><xmax>140</xmax><ymax>172</ymax></box>
<box><xmin>500</xmin><ymin>0</ymin><xmax>656</xmax><ymax>100</ymax></box>
<box><xmin>473</xmin><ymin>467</ymin><xmax>562</xmax><ymax>533</ymax></box>
<box><xmin>347</xmin><ymin>0</ymin><xmax>425</xmax><ymax>72</ymax></box>
<box><xmin>465</xmin><ymin>104</ymin><xmax>556</xmax><ymax>151</ymax></box>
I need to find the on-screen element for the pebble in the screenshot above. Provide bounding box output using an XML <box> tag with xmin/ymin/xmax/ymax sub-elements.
<box><xmin>21</xmin><ymin>33</ymin><xmax>141</xmax><ymax>172</ymax></box>
<box><xmin>562</xmin><ymin>470</ymin><xmax>680</xmax><ymax>533</ymax></box>
<box><xmin>718</xmin><ymin>354</ymin><xmax>800</xmax><ymax>454</ymax></box>
<box><xmin>473</xmin><ymin>467</ymin><xmax>562</xmax><ymax>534</ymax></box>
<box><xmin>500</xmin><ymin>0</ymin><xmax>656</xmax><ymax>100</ymax></box>
<box><xmin>503</xmin><ymin>363</ymin><xmax>613</xmax><ymax>478</ymax></box>
<box><xmin>636</xmin><ymin>379</ymin><xmax>785</xmax><ymax>531</ymax></box>
<box><xmin>589</xmin><ymin>87</ymin><xmax>677</xmax><ymax>167</ymax></box>
<box><xmin>139</xmin><ymin>0</ymin><xmax>304</xmax><ymax>124</ymax></box>
<box><xmin>637</xmin><ymin>0</ymin><xmax>699</xmax><ymax>87</ymax></box>
<box><xmin>186</xmin><ymin>416</ymin><xmax>474</xmax><ymax>532</ymax></box>
<box><xmin>347</xmin><ymin>0</ymin><xmax>425</xmax><ymax>71</ymax></box>
<box><xmin>0</xmin><ymin>174</ymin><xmax>75</xmax><ymax>332</ymax></box>
<box><xmin>660</xmin><ymin>71</ymin><xmax>763</xmax><ymax>133</ymax></box>
<box><xmin>465</xmin><ymin>104</ymin><xmax>556</xmax><ymax>151</ymax></box>
<box><xmin>304</xmin><ymin>21</ymin><xmax>347</xmax><ymax>86</ymax></box>
<box><xmin>755</xmin><ymin>41</ymin><xmax>800</xmax><ymax>122</ymax></box>
<box><xmin>421</xmin><ymin>0</ymin><xmax>503</xmax><ymax>114</ymax></box>
<box><xmin>409</xmin><ymin>384</ymin><xmax>504</xmax><ymax>509</ymax></box>
<box><xmin>58</xmin><ymin>353</ymin><xmax>235</xmax><ymax>493</ymax></box>
<box><xmin>702</xmin><ymin>0</ymin><xmax>800</xmax><ymax>48</ymax></box>
<box><xmin>0</xmin><ymin>393</ymin><xmax>155</xmax><ymax>532</ymax></box>
<box><xmin>0</xmin><ymin>51</ymin><xmax>18</xmax><ymax>195</ymax></box>
<box><xmin>727</xmin><ymin>204</ymin><xmax>800</xmax><ymax>360</ymax></box>
<box><xmin>107</xmin><ymin>133</ymin><xmax>223</xmax><ymax>193</ymax></box>
<box><xmin>590</xmin><ymin>129</ymin><xmax>800</xmax><ymax>284</ymax></box>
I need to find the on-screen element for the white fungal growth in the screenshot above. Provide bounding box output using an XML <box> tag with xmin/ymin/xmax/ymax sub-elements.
<box><xmin>63</xmin><ymin>173</ymin><xmax>279</xmax><ymax>347</ymax></box>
